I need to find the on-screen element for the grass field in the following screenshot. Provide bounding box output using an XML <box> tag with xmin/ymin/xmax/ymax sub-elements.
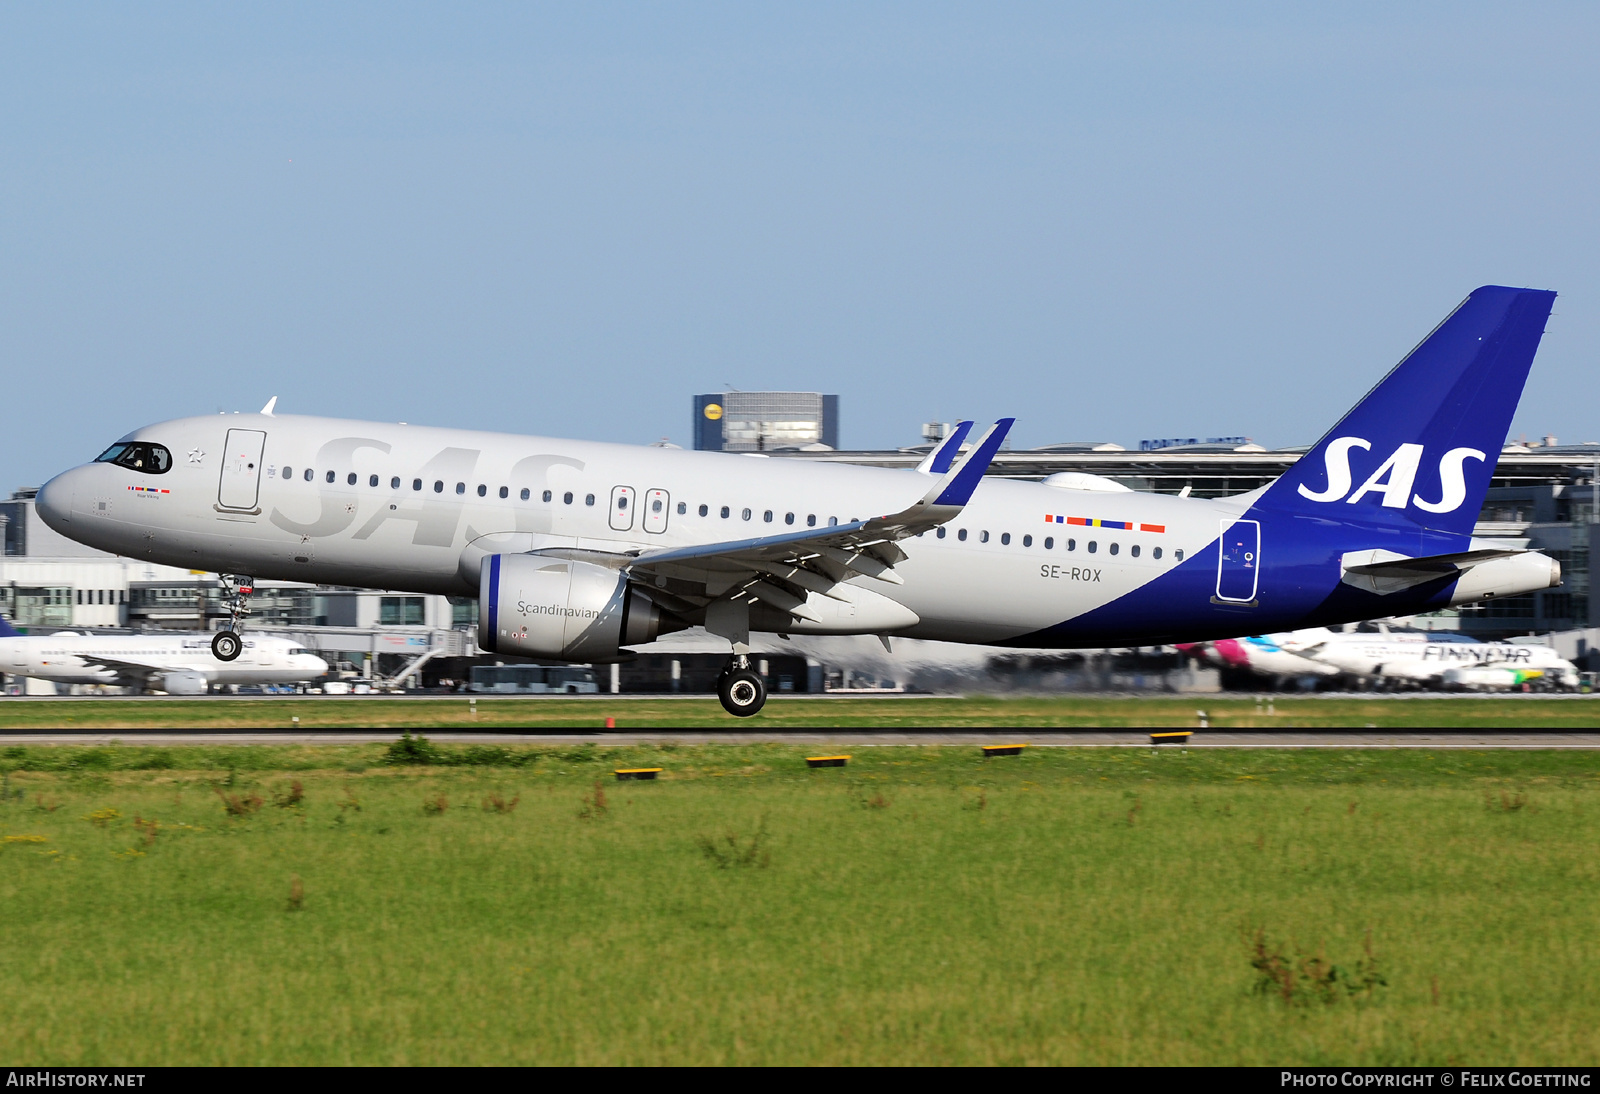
<box><xmin>2</xmin><ymin>740</ymin><xmax>1598</xmax><ymax>1065</ymax></box>
<box><xmin>3</xmin><ymin>693</ymin><xmax>1600</xmax><ymax>729</ymax></box>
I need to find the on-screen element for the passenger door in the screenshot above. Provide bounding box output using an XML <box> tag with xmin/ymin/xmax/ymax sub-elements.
<box><xmin>609</xmin><ymin>486</ymin><xmax>635</xmax><ymax>532</ymax></box>
<box><xmin>643</xmin><ymin>489</ymin><xmax>670</xmax><ymax>534</ymax></box>
<box><xmin>217</xmin><ymin>429</ymin><xmax>267</xmax><ymax>512</ymax></box>
<box><xmin>1215</xmin><ymin>519</ymin><xmax>1261</xmax><ymax>603</ymax></box>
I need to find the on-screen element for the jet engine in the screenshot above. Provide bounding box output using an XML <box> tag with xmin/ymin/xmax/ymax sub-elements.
<box><xmin>159</xmin><ymin>669</ymin><xmax>209</xmax><ymax>696</ymax></box>
<box><xmin>477</xmin><ymin>553</ymin><xmax>685</xmax><ymax>661</ymax></box>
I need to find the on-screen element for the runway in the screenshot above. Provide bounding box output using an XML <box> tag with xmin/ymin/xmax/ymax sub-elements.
<box><xmin>5</xmin><ymin>731</ymin><xmax>1600</xmax><ymax>748</ymax></box>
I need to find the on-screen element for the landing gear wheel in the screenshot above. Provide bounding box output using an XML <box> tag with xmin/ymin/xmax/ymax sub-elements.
<box><xmin>718</xmin><ymin>670</ymin><xmax>766</xmax><ymax>718</ymax></box>
<box><xmin>212</xmin><ymin>630</ymin><xmax>242</xmax><ymax>662</ymax></box>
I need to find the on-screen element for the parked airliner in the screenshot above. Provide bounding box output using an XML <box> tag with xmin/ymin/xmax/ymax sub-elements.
<box><xmin>1183</xmin><ymin>628</ymin><xmax>1578</xmax><ymax>690</ymax></box>
<box><xmin>36</xmin><ymin>286</ymin><xmax>1564</xmax><ymax>715</ymax></box>
<box><xmin>0</xmin><ymin>616</ymin><xmax>328</xmax><ymax>694</ymax></box>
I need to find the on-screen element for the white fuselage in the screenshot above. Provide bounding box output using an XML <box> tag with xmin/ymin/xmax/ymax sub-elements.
<box><xmin>0</xmin><ymin>633</ymin><xmax>328</xmax><ymax>689</ymax></box>
<box><xmin>38</xmin><ymin>412</ymin><xmax>1244</xmax><ymax>645</ymax></box>
<box><xmin>1308</xmin><ymin>635</ymin><xmax>1578</xmax><ymax>686</ymax></box>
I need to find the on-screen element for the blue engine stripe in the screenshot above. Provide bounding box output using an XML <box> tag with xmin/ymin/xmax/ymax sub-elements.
<box><xmin>487</xmin><ymin>554</ymin><xmax>501</xmax><ymax>643</ymax></box>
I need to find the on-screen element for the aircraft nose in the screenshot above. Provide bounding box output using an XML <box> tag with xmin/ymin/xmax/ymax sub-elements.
<box><xmin>35</xmin><ymin>471</ymin><xmax>77</xmax><ymax>532</ymax></box>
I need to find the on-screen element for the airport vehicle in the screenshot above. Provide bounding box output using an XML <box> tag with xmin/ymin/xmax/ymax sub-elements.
<box><xmin>469</xmin><ymin>664</ymin><xmax>600</xmax><ymax>694</ymax></box>
<box><xmin>36</xmin><ymin>286</ymin><xmax>1564</xmax><ymax>716</ymax></box>
<box><xmin>1184</xmin><ymin>626</ymin><xmax>1579</xmax><ymax>690</ymax></box>
<box><xmin>0</xmin><ymin>616</ymin><xmax>328</xmax><ymax>694</ymax></box>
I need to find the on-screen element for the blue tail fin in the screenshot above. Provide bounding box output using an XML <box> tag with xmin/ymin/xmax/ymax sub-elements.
<box><xmin>1260</xmin><ymin>285</ymin><xmax>1555</xmax><ymax>537</ymax></box>
<box><xmin>0</xmin><ymin>613</ymin><xmax>20</xmax><ymax>638</ymax></box>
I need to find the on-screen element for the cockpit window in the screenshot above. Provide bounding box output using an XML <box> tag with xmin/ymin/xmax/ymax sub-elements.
<box><xmin>95</xmin><ymin>442</ymin><xmax>172</xmax><ymax>475</ymax></box>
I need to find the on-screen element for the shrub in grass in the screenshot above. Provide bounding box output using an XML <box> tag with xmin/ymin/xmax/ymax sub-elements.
<box><xmin>385</xmin><ymin>733</ymin><xmax>441</xmax><ymax>766</ymax></box>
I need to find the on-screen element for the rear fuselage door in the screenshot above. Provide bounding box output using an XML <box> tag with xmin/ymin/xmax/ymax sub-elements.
<box><xmin>217</xmin><ymin>429</ymin><xmax>267</xmax><ymax>511</ymax></box>
<box><xmin>609</xmin><ymin>486</ymin><xmax>636</xmax><ymax>531</ymax></box>
<box><xmin>643</xmin><ymin>489</ymin><xmax>669</xmax><ymax>533</ymax></box>
<box><xmin>1215</xmin><ymin>518</ymin><xmax>1261</xmax><ymax>603</ymax></box>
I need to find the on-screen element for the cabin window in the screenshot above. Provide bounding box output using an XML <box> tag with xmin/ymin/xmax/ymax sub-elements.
<box><xmin>455</xmin><ymin>482</ymin><xmax>466</xmax><ymax>495</ymax></box>
<box><xmin>1023</xmin><ymin>534</ymin><xmax>1032</xmax><ymax>547</ymax></box>
<box><xmin>499</xmin><ymin>486</ymin><xmax>508</xmax><ymax>499</ymax></box>
<box><xmin>653</xmin><ymin>499</ymin><xmax>664</xmax><ymax>513</ymax></box>
<box><xmin>433</xmin><ymin>480</ymin><xmax>444</xmax><ymax>493</ymax></box>
<box><xmin>1109</xmin><ymin>542</ymin><xmax>1119</xmax><ymax>555</ymax></box>
<box><xmin>785</xmin><ymin>512</ymin><xmax>795</xmax><ymax>525</ymax></box>
<box><xmin>1175</xmin><ymin>549</ymin><xmax>1185</xmax><ymax>561</ymax></box>
<box><xmin>305</xmin><ymin>468</ymin><xmax>315</xmax><ymax>482</ymax></box>
<box><xmin>282</xmin><ymin>466</ymin><xmax>293</xmax><ymax>479</ymax></box>
<box><xmin>521</xmin><ymin>488</ymin><xmax>531</xmax><ymax>501</ymax></box>
<box><xmin>369</xmin><ymin>475</ymin><xmax>379</xmax><ymax>487</ymax></box>
<box><xmin>391</xmin><ymin>476</ymin><xmax>401</xmax><ymax>489</ymax></box>
<box><xmin>347</xmin><ymin>473</ymin><xmax>357</xmax><ymax>486</ymax></box>
<box><xmin>1045</xmin><ymin>536</ymin><xmax>1053</xmax><ymax>549</ymax></box>
<box><xmin>807</xmin><ymin>514</ymin><xmax>816</xmax><ymax>527</ymax></box>
<box><xmin>937</xmin><ymin>527</ymin><xmax>946</xmax><ymax>539</ymax></box>
<box><xmin>828</xmin><ymin>516</ymin><xmax>839</xmax><ymax>527</ymax></box>
<box><xmin>585</xmin><ymin>494</ymin><xmax>595</xmax><ymax>506</ymax></box>
<box><xmin>721</xmin><ymin>506</ymin><xmax>730</xmax><ymax>518</ymax></box>
<box><xmin>742</xmin><ymin>508</ymin><xmax>752</xmax><ymax>521</ymax></box>
<box><xmin>958</xmin><ymin>529</ymin><xmax>968</xmax><ymax>541</ymax></box>
<box><xmin>1131</xmin><ymin>544</ymin><xmax>1140</xmax><ymax>558</ymax></box>
<box><xmin>563</xmin><ymin>492</ymin><xmax>573</xmax><ymax>505</ymax></box>
<box><xmin>980</xmin><ymin>531</ymin><xmax>990</xmax><ymax>543</ymax></box>
<box><xmin>326</xmin><ymin>471</ymin><xmax>336</xmax><ymax>483</ymax></box>
<box><xmin>699</xmin><ymin>504</ymin><xmax>709</xmax><ymax>516</ymax></box>
<box><xmin>543</xmin><ymin>490</ymin><xmax>552</xmax><ymax>502</ymax></box>
<box><xmin>477</xmin><ymin>484</ymin><xmax>487</xmax><ymax>497</ymax></box>
<box><xmin>1088</xmin><ymin>541</ymin><xmax>1098</xmax><ymax>553</ymax></box>
<box><xmin>763</xmin><ymin>510</ymin><xmax>773</xmax><ymax>523</ymax></box>
<box><xmin>677</xmin><ymin>502</ymin><xmax>687</xmax><ymax>514</ymax></box>
<box><xmin>1067</xmin><ymin>538</ymin><xmax>1076</xmax><ymax>551</ymax></box>
<box><xmin>617</xmin><ymin>495</ymin><xmax>628</xmax><ymax>510</ymax></box>
<box><xmin>413</xmin><ymin>478</ymin><xmax>422</xmax><ymax>491</ymax></box>
<box><xmin>1001</xmin><ymin>533</ymin><xmax>1011</xmax><ymax>545</ymax></box>
<box><xmin>1153</xmin><ymin>546</ymin><xmax>1162</xmax><ymax>559</ymax></box>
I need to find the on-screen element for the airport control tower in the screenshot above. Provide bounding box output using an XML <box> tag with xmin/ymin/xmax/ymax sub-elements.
<box><xmin>693</xmin><ymin>392</ymin><xmax>839</xmax><ymax>452</ymax></box>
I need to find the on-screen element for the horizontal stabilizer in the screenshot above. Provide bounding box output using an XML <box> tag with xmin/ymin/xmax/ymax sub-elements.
<box><xmin>1340</xmin><ymin>545</ymin><xmax>1526</xmax><ymax>595</ymax></box>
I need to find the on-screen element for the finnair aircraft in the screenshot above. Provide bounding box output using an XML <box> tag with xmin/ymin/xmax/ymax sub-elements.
<box><xmin>0</xmin><ymin>616</ymin><xmax>328</xmax><ymax>695</ymax></box>
<box><xmin>36</xmin><ymin>285</ymin><xmax>1564</xmax><ymax>716</ymax></box>
<box><xmin>1184</xmin><ymin>627</ymin><xmax>1579</xmax><ymax>690</ymax></box>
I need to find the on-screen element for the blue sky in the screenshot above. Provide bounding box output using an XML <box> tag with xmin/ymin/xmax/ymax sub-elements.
<box><xmin>3</xmin><ymin>3</ymin><xmax>1597</xmax><ymax>486</ymax></box>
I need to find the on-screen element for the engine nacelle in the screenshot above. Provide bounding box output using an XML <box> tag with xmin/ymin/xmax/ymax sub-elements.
<box><xmin>159</xmin><ymin>669</ymin><xmax>209</xmax><ymax>696</ymax></box>
<box><xmin>478</xmin><ymin>554</ymin><xmax>684</xmax><ymax>661</ymax></box>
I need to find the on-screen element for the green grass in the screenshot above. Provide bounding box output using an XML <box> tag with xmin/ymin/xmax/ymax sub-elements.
<box><xmin>3</xmin><ymin>693</ymin><xmax>1600</xmax><ymax>729</ymax></box>
<box><xmin>1</xmin><ymin>743</ymin><xmax>1599</xmax><ymax>1064</ymax></box>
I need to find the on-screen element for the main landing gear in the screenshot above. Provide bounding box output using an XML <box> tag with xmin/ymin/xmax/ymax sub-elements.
<box><xmin>210</xmin><ymin>574</ymin><xmax>253</xmax><ymax>663</ymax></box>
<box><xmin>716</xmin><ymin>655</ymin><xmax>766</xmax><ymax>718</ymax></box>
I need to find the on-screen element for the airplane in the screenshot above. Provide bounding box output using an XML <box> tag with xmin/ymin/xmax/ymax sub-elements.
<box><xmin>1176</xmin><ymin>633</ymin><xmax>1341</xmax><ymax>680</ymax></box>
<box><xmin>0</xmin><ymin>615</ymin><xmax>329</xmax><ymax>695</ymax></box>
<box><xmin>1183</xmin><ymin>626</ymin><xmax>1580</xmax><ymax>690</ymax></box>
<box><xmin>34</xmin><ymin>285</ymin><xmax>1565</xmax><ymax>716</ymax></box>
<box><xmin>1289</xmin><ymin>627</ymin><xmax>1578</xmax><ymax>690</ymax></box>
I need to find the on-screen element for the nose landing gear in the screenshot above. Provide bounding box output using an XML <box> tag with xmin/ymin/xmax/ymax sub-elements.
<box><xmin>716</xmin><ymin>655</ymin><xmax>766</xmax><ymax>718</ymax></box>
<box><xmin>210</xmin><ymin>575</ymin><xmax>253</xmax><ymax>663</ymax></box>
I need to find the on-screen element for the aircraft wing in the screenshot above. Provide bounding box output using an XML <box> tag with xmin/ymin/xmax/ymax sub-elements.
<box><xmin>614</xmin><ymin>418</ymin><xmax>1013</xmax><ymax>624</ymax></box>
<box><xmin>76</xmin><ymin>653</ymin><xmax>183</xmax><ymax>685</ymax></box>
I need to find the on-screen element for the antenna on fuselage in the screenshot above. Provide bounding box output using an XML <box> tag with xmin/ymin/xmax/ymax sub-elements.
<box><xmin>260</xmin><ymin>396</ymin><xmax>278</xmax><ymax>416</ymax></box>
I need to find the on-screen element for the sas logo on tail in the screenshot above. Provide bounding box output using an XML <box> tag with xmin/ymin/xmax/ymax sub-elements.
<box><xmin>1297</xmin><ymin>438</ymin><xmax>1485</xmax><ymax>513</ymax></box>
